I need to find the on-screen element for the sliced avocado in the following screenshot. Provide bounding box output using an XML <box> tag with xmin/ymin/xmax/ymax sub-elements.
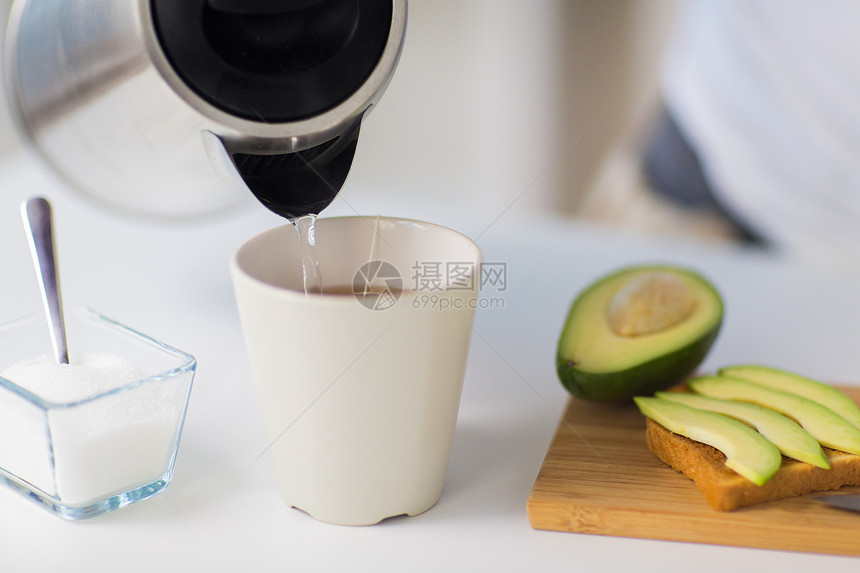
<box><xmin>689</xmin><ymin>375</ymin><xmax>860</xmax><ymax>455</ymax></box>
<box><xmin>719</xmin><ymin>365</ymin><xmax>860</xmax><ymax>430</ymax></box>
<box><xmin>656</xmin><ymin>391</ymin><xmax>830</xmax><ymax>468</ymax></box>
<box><xmin>556</xmin><ymin>265</ymin><xmax>723</xmax><ymax>402</ymax></box>
<box><xmin>634</xmin><ymin>396</ymin><xmax>781</xmax><ymax>486</ymax></box>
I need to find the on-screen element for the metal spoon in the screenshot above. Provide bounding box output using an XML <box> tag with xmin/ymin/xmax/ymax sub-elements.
<box><xmin>21</xmin><ymin>197</ymin><xmax>69</xmax><ymax>364</ymax></box>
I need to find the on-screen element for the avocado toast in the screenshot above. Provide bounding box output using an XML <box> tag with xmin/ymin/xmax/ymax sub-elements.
<box><xmin>638</xmin><ymin>371</ymin><xmax>860</xmax><ymax>511</ymax></box>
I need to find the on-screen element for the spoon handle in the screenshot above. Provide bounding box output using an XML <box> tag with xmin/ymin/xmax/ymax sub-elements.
<box><xmin>21</xmin><ymin>197</ymin><xmax>69</xmax><ymax>364</ymax></box>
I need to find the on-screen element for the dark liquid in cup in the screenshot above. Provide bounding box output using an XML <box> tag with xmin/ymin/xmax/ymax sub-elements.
<box><xmin>315</xmin><ymin>284</ymin><xmax>405</xmax><ymax>296</ymax></box>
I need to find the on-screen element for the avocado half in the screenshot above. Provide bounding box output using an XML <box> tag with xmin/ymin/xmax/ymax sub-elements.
<box><xmin>556</xmin><ymin>265</ymin><xmax>723</xmax><ymax>402</ymax></box>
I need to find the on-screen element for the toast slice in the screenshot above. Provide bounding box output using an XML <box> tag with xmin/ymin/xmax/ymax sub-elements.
<box><xmin>646</xmin><ymin>418</ymin><xmax>860</xmax><ymax>510</ymax></box>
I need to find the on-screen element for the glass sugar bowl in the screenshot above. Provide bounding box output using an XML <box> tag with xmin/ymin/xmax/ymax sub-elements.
<box><xmin>0</xmin><ymin>306</ymin><xmax>195</xmax><ymax>520</ymax></box>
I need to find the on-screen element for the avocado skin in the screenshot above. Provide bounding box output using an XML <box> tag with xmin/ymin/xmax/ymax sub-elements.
<box><xmin>555</xmin><ymin>265</ymin><xmax>723</xmax><ymax>402</ymax></box>
<box><xmin>556</xmin><ymin>325</ymin><xmax>720</xmax><ymax>402</ymax></box>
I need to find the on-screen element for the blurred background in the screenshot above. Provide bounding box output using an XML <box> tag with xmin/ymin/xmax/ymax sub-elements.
<box><xmin>0</xmin><ymin>0</ymin><xmax>678</xmax><ymax>222</ymax></box>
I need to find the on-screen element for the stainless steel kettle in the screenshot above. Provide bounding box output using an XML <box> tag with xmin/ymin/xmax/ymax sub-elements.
<box><xmin>4</xmin><ymin>0</ymin><xmax>406</xmax><ymax>218</ymax></box>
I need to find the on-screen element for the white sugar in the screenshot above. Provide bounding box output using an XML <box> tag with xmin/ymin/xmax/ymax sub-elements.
<box><xmin>0</xmin><ymin>353</ymin><xmax>178</xmax><ymax>504</ymax></box>
<box><xmin>1</xmin><ymin>352</ymin><xmax>147</xmax><ymax>403</ymax></box>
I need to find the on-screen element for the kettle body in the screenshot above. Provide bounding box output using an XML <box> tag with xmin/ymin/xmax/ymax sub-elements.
<box><xmin>4</xmin><ymin>0</ymin><xmax>406</xmax><ymax>218</ymax></box>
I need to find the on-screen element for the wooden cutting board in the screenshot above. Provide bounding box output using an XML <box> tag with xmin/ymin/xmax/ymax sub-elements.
<box><xmin>527</xmin><ymin>386</ymin><xmax>860</xmax><ymax>556</ymax></box>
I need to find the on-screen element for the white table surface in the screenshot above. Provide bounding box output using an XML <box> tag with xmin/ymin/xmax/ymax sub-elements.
<box><xmin>1</xmin><ymin>151</ymin><xmax>859</xmax><ymax>572</ymax></box>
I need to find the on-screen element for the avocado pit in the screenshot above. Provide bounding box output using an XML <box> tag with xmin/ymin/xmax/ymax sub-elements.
<box><xmin>607</xmin><ymin>271</ymin><xmax>697</xmax><ymax>337</ymax></box>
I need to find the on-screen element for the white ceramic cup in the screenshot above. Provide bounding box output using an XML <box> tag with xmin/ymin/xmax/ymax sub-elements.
<box><xmin>231</xmin><ymin>216</ymin><xmax>481</xmax><ymax>525</ymax></box>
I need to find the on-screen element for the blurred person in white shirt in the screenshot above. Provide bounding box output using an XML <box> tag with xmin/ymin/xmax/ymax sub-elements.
<box><xmin>582</xmin><ymin>0</ymin><xmax>860</xmax><ymax>265</ymax></box>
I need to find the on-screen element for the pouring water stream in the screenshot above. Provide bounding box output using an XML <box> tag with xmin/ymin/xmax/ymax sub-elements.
<box><xmin>291</xmin><ymin>214</ymin><xmax>322</xmax><ymax>295</ymax></box>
